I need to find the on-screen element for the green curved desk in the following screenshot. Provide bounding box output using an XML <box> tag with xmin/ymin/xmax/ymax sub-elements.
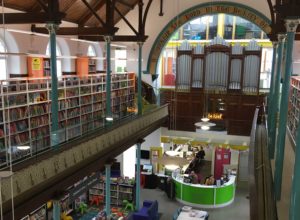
<box><xmin>173</xmin><ymin>175</ymin><xmax>236</xmax><ymax>208</ymax></box>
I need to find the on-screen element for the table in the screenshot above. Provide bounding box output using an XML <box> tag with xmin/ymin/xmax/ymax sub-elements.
<box><xmin>177</xmin><ymin>210</ymin><xmax>208</xmax><ymax>220</ymax></box>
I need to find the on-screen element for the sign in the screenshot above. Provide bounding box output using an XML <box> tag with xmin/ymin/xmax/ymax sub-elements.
<box><xmin>69</xmin><ymin>172</ymin><xmax>101</xmax><ymax>203</ymax></box>
<box><xmin>32</xmin><ymin>57</ymin><xmax>42</xmax><ymax>71</ymax></box>
<box><xmin>147</xmin><ymin>2</ymin><xmax>271</xmax><ymax>75</ymax></box>
<box><xmin>208</xmin><ymin>113</ymin><xmax>223</xmax><ymax>120</ymax></box>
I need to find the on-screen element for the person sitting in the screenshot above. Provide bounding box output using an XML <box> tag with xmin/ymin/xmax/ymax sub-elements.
<box><xmin>204</xmin><ymin>175</ymin><xmax>215</xmax><ymax>185</ymax></box>
<box><xmin>189</xmin><ymin>171</ymin><xmax>199</xmax><ymax>184</ymax></box>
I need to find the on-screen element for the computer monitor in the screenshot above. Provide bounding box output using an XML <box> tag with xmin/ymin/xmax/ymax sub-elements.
<box><xmin>143</xmin><ymin>164</ymin><xmax>153</xmax><ymax>173</ymax></box>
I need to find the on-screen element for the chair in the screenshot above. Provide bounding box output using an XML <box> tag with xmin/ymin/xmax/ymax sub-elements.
<box><xmin>123</xmin><ymin>200</ymin><xmax>134</xmax><ymax>211</ymax></box>
<box><xmin>61</xmin><ymin>212</ymin><xmax>73</xmax><ymax>220</ymax></box>
<box><xmin>90</xmin><ymin>195</ymin><xmax>104</xmax><ymax>206</ymax></box>
<box><xmin>78</xmin><ymin>202</ymin><xmax>88</xmax><ymax>215</ymax></box>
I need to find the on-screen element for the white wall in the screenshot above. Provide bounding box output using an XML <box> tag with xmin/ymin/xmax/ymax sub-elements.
<box><xmin>0</xmin><ymin>29</ymin><xmax>105</xmax><ymax>74</ymax></box>
<box><xmin>141</xmin><ymin>128</ymin><xmax>161</xmax><ymax>150</ymax></box>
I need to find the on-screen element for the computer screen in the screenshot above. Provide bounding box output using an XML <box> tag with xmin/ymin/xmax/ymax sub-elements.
<box><xmin>143</xmin><ymin>164</ymin><xmax>153</xmax><ymax>173</ymax></box>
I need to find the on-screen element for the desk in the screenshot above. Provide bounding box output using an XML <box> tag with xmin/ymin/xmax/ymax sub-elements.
<box><xmin>173</xmin><ymin>174</ymin><xmax>236</xmax><ymax>208</ymax></box>
<box><xmin>177</xmin><ymin>210</ymin><xmax>208</xmax><ymax>220</ymax></box>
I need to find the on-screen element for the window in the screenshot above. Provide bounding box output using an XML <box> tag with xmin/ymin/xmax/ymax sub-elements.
<box><xmin>46</xmin><ymin>42</ymin><xmax>62</xmax><ymax>77</ymax></box>
<box><xmin>87</xmin><ymin>45</ymin><xmax>96</xmax><ymax>57</ymax></box>
<box><xmin>115</xmin><ymin>49</ymin><xmax>127</xmax><ymax>73</ymax></box>
<box><xmin>0</xmin><ymin>40</ymin><xmax>7</xmax><ymax>80</ymax></box>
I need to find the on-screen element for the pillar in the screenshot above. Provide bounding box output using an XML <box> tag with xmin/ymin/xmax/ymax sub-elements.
<box><xmin>46</xmin><ymin>23</ymin><xmax>59</xmax><ymax>148</ymax></box>
<box><xmin>104</xmin><ymin>36</ymin><xmax>112</xmax><ymax>123</ymax></box>
<box><xmin>105</xmin><ymin>164</ymin><xmax>111</xmax><ymax>216</ymax></box>
<box><xmin>290</xmin><ymin>122</ymin><xmax>300</xmax><ymax>220</ymax></box>
<box><xmin>267</xmin><ymin>41</ymin><xmax>278</xmax><ymax>136</ymax></box>
<box><xmin>135</xmin><ymin>142</ymin><xmax>141</xmax><ymax>210</ymax></box>
<box><xmin>137</xmin><ymin>42</ymin><xmax>143</xmax><ymax>115</ymax></box>
<box><xmin>274</xmin><ymin>19</ymin><xmax>299</xmax><ymax>200</ymax></box>
<box><xmin>53</xmin><ymin>200</ymin><xmax>61</xmax><ymax>220</ymax></box>
<box><xmin>269</xmin><ymin>35</ymin><xmax>285</xmax><ymax>159</ymax></box>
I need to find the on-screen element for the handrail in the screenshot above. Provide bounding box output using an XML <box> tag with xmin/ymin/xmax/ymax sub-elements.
<box><xmin>249</xmin><ymin>105</ymin><xmax>278</xmax><ymax>220</ymax></box>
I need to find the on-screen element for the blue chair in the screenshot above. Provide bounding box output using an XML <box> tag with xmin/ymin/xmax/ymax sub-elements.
<box><xmin>172</xmin><ymin>212</ymin><xmax>178</xmax><ymax>220</ymax></box>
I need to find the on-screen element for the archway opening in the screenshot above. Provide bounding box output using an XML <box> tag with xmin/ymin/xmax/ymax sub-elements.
<box><xmin>156</xmin><ymin>13</ymin><xmax>272</xmax><ymax>91</ymax></box>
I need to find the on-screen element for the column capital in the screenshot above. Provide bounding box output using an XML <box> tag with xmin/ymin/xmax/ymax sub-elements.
<box><xmin>277</xmin><ymin>34</ymin><xmax>286</xmax><ymax>43</ymax></box>
<box><xmin>284</xmin><ymin>19</ymin><xmax>300</xmax><ymax>32</ymax></box>
<box><xmin>272</xmin><ymin>41</ymin><xmax>278</xmax><ymax>47</ymax></box>
<box><xmin>137</xmin><ymin>41</ymin><xmax>144</xmax><ymax>47</ymax></box>
<box><xmin>104</xmin><ymin>35</ymin><xmax>113</xmax><ymax>43</ymax></box>
<box><xmin>45</xmin><ymin>23</ymin><xmax>59</xmax><ymax>34</ymax></box>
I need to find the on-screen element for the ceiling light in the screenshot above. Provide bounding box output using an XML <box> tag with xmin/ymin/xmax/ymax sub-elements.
<box><xmin>201</xmin><ymin>126</ymin><xmax>210</xmax><ymax>130</ymax></box>
<box><xmin>165</xmin><ymin>164</ymin><xmax>180</xmax><ymax>170</ymax></box>
<box><xmin>201</xmin><ymin>117</ymin><xmax>210</xmax><ymax>122</ymax></box>
<box><xmin>105</xmin><ymin>116</ymin><xmax>113</xmax><ymax>121</ymax></box>
<box><xmin>17</xmin><ymin>146</ymin><xmax>31</xmax><ymax>150</ymax></box>
<box><xmin>165</xmin><ymin>151</ymin><xmax>180</xmax><ymax>156</ymax></box>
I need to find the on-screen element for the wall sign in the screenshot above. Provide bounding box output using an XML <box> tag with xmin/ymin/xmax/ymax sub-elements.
<box><xmin>208</xmin><ymin>113</ymin><xmax>223</xmax><ymax>120</ymax></box>
<box><xmin>146</xmin><ymin>2</ymin><xmax>272</xmax><ymax>76</ymax></box>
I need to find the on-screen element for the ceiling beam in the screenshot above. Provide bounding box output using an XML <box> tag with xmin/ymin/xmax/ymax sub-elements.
<box><xmin>116</xmin><ymin>0</ymin><xmax>135</xmax><ymax>9</ymax></box>
<box><xmin>79</xmin><ymin>35</ymin><xmax>148</xmax><ymax>42</ymax></box>
<box><xmin>78</xmin><ymin>0</ymin><xmax>106</xmax><ymax>25</ymax></box>
<box><xmin>114</xmin><ymin>5</ymin><xmax>138</xmax><ymax>35</ymax></box>
<box><xmin>80</xmin><ymin>0</ymin><xmax>106</xmax><ymax>26</ymax></box>
<box><xmin>0</xmin><ymin>12</ymin><xmax>64</xmax><ymax>24</ymax></box>
<box><xmin>31</xmin><ymin>25</ymin><xmax>119</xmax><ymax>35</ymax></box>
<box><xmin>30</xmin><ymin>0</ymin><xmax>48</xmax><ymax>12</ymax></box>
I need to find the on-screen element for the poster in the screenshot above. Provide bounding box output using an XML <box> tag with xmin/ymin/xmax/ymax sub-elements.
<box><xmin>32</xmin><ymin>57</ymin><xmax>42</xmax><ymax>71</ymax></box>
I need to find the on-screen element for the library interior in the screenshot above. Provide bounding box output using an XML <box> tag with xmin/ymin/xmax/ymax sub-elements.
<box><xmin>0</xmin><ymin>1</ymin><xmax>299</xmax><ymax>220</ymax></box>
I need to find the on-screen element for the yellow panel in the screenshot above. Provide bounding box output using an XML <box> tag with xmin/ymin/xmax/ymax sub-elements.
<box><xmin>161</xmin><ymin>136</ymin><xmax>171</xmax><ymax>143</ymax></box>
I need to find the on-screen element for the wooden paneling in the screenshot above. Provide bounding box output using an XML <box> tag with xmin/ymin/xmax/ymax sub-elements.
<box><xmin>161</xmin><ymin>90</ymin><xmax>265</xmax><ymax>135</ymax></box>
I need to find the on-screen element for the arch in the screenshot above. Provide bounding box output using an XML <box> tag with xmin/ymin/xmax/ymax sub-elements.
<box><xmin>0</xmin><ymin>30</ymin><xmax>21</xmax><ymax>75</ymax></box>
<box><xmin>146</xmin><ymin>1</ymin><xmax>272</xmax><ymax>76</ymax></box>
<box><xmin>87</xmin><ymin>45</ymin><xmax>96</xmax><ymax>57</ymax></box>
<box><xmin>56</xmin><ymin>38</ymin><xmax>71</xmax><ymax>73</ymax></box>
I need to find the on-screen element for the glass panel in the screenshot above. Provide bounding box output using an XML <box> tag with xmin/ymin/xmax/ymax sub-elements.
<box><xmin>208</xmin><ymin>15</ymin><xmax>218</xmax><ymax>39</ymax></box>
<box><xmin>224</xmin><ymin>15</ymin><xmax>233</xmax><ymax>39</ymax></box>
<box><xmin>235</xmin><ymin>16</ymin><xmax>261</xmax><ymax>39</ymax></box>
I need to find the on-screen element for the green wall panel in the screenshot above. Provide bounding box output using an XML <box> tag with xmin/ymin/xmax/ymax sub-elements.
<box><xmin>215</xmin><ymin>184</ymin><xmax>234</xmax><ymax>204</ymax></box>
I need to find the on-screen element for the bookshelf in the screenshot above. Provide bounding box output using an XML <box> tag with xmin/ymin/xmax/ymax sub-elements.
<box><xmin>89</xmin><ymin>181</ymin><xmax>135</xmax><ymax>206</ymax></box>
<box><xmin>27</xmin><ymin>57</ymin><xmax>51</xmax><ymax>77</ymax></box>
<box><xmin>287</xmin><ymin>76</ymin><xmax>300</xmax><ymax>146</ymax></box>
<box><xmin>0</xmin><ymin>73</ymin><xmax>135</xmax><ymax>166</ymax></box>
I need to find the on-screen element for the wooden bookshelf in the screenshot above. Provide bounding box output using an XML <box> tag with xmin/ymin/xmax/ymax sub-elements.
<box><xmin>0</xmin><ymin>73</ymin><xmax>135</xmax><ymax>166</ymax></box>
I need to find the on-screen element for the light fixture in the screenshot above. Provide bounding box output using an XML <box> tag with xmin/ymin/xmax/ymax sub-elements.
<box><xmin>105</xmin><ymin>116</ymin><xmax>114</xmax><ymax>121</ymax></box>
<box><xmin>165</xmin><ymin>164</ymin><xmax>180</xmax><ymax>170</ymax></box>
<box><xmin>201</xmin><ymin>126</ymin><xmax>210</xmax><ymax>130</ymax></box>
<box><xmin>17</xmin><ymin>146</ymin><xmax>30</xmax><ymax>150</ymax></box>
<box><xmin>165</xmin><ymin>151</ymin><xmax>180</xmax><ymax>156</ymax></box>
<box><xmin>195</xmin><ymin>121</ymin><xmax>216</xmax><ymax>131</ymax></box>
<box><xmin>201</xmin><ymin>117</ymin><xmax>210</xmax><ymax>122</ymax></box>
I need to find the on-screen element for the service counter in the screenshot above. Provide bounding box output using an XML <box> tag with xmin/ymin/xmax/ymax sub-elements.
<box><xmin>172</xmin><ymin>174</ymin><xmax>236</xmax><ymax>208</ymax></box>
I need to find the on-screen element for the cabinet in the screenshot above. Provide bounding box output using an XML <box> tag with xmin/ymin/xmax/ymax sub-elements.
<box><xmin>0</xmin><ymin>73</ymin><xmax>135</xmax><ymax>166</ymax></box>
<box><xmin>89</xmin><ymin>182</ymin><xmax>135</xmax><ymax>206</ymax></box>
<box><xmin>287</xmin><ymin>76</ymin><xmax>300</xmax><ymax>145</ymax></box>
